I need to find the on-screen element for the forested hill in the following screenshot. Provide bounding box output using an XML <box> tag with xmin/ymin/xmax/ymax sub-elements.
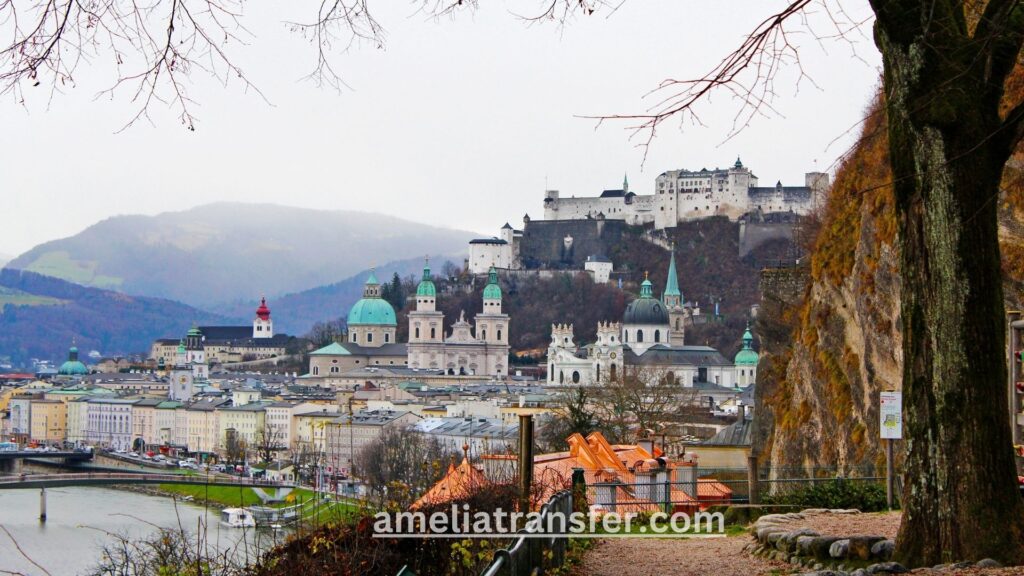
<box><xmin>0</xmin><ymin>269</ymin><xmax>234</xmax><ymax>366</ymax></box>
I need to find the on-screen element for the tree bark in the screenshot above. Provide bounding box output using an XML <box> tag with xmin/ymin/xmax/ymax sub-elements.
<box><xmin>872</xmin><ymin>1</ymin><xmax>1024</xmax><ymax>566</ymax></box>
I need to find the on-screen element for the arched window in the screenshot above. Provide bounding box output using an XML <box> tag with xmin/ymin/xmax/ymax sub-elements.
<box><xmin>610</xmin><ymin>364</ymin><xmax>618</xmax><ymax>382</ymax></box>
<box><xmin>431</xmin><ymin>328</ymin><xmax>436</xmax><ymax>339</ymax></box>
<box><xmin>351</xmin><ymin>332</ymin><xmax>358</xmax><ymax>343</ymax></box>
<box><xmin>482</xmin><ymin>329</ymin><xmax>487</xmax><ymax>340</ymax></box>
<box><xmin>559</xmin><ymin>371</ymin><xmax>564</xmax><ymax>384</ymax></box>
<box><xmin>637</xmin><ymin>330</ymin><xmax>644</xmax><ymax>343</ymax></box>
<box><xmin>654</xmin><ymin>330</ymin><xmax>661</xmax><ymax>343</ymax></box>
<box><xmin>415</xmin><ymin>327</ymin><xmax>420</xmax><ymax>339</ymax></box>
<box><xmin>675</xmin><ymin>317</ymin><xmax>681</xmax><ymax>330</ymax></box>
<box><xmin>572</xmin><ymin>371</ymin><xmax>581</xmax><ymax>384</ymax></box>
<box><xmin>596</xmin><ymin>364</ymin><xmax>601</xmax><ymax>383</ymax></box>
<box><xmin>497</xmin><ymin>329</ymin><xmax>502</xmax><ymax>341</ymax></box>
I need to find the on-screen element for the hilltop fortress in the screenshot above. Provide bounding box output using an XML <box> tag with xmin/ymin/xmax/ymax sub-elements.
<box><xmin>542</xmin><ymin>157</ymin><xmax>829</xmax><ymax>229</ymax></box>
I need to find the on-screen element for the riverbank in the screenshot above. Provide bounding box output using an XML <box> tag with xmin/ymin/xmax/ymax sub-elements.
<box><xmin>113</xmin><ymin>482</ymin><xmax>364</xmax><ymax>524</ymax></box>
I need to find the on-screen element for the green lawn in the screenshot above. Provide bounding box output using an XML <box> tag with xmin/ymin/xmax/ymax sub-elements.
<box><xmin>157</xmin><ymin>483</ymin><xmax>363</xmax><ymax>523</ymax></box>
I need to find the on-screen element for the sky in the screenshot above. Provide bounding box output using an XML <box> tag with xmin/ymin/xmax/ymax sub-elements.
<box><xmin>0</xmin><ymin>0</ymin><xmax>881</xmax><ymax>257</ymax></box>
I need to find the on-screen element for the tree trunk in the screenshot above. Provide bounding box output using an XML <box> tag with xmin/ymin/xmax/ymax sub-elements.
<box><xmin>873</xmin><ymin>3</ymin><xmax>1024</xmax><ymax>566</ymax></box>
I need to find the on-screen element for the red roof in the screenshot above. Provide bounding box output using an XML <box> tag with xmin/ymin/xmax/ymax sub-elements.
<box><xmin>256</xmin><ymin>297</ymin><xmax>271</xmax><ymax>320</ymax></box>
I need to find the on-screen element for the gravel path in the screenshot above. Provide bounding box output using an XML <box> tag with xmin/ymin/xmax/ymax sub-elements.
<box><xmin>575</xmin><ymin>512</ymin><xmax>1024</xmax><ymax>576</ymax></box>
<box><xmin>575</xmin><ymin>535</ymin><xmax>786</xmax><ymax>576</ymax></box>
<box><xmin>800</xmin><ymin>510</ymin><xmax>901</xmax><ymax>539</ymax></box>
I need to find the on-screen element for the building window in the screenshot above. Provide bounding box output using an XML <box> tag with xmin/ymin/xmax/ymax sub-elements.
<box><xmin>385</xmin><ymin>333</ymin><xmax>390</xmax><ymax>343</ymax></box>
<box><xmin>431</xmin><ymin>328</ymin><xmax>436</xmax><ymax>339</ymax></box>
<box><xmin>636</xmin><ymin>330</ymin><xmax>644</xmax><ymax>343</ymax></box>
<box><xmin>415</xmin><ymin>328</ymin><xmax>420</xmax><ymax>339</ymax></box>
<box><xmin>572</xmin><ymin>371</ymin><xmax>580</xmax><ymax>384</ymax></box>
<box><xmin>313</xmin><ymin>366</ymin><xmax>319</xmax><ymax>375</ymax></box>
<box><xmin>654</xmin><ymin>330</ymin><xmax>660</xmax><ymax>343</ymax></box>
<box><xmin>497</xmin><ymin>329</ymin><xmax>502</xmax><ymax>341</ymax></box>
<box><xmin>367</xmin><ymin>333</ymin><xmax>373</xmax><ymax>343</ymax></box>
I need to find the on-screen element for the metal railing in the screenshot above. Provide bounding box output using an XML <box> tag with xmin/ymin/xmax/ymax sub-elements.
<box><xmin>479</xmin><ymin>489</ymin><xmax>573</xmax><ymax>576</ymax></box>
<box><xmin>0</xmin><ymin>472</ymin><xmax>295</xmax><ymax>488</ymax></box>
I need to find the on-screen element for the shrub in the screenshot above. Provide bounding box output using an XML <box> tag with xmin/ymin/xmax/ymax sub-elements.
<box><xmin>762</xmin><ymin>478</ymin><xmax>893</xmax><ymax>512</ymax></box>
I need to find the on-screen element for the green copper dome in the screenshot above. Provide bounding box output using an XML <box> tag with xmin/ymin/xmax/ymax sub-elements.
<box><xmin>58</xmin><ymin>344</ymin><xmax>88</xmax><ymax>376</ymax></box>
<box><xmin>347</xmin><ymin>273</ymin><xmax>397</xmax><ymax>326</ymax></box>
<box><xmin>416</xmin><ymin>261</ymin><xmax>437</xmax><ymax>298</ymax></box>
<box><xmin>187</xmin><ymin>325</ymin><xmax>202</xmax><ymax>337</ymax></box>
<box><xmin>482</xmin><ymin>267</ymin><xmax>502</xmax><ymax>300</ymax></box>
<box><xmin>735</xmin><ymin>325</ymin><xmax>759</xmax><ymax>366</ymax></box>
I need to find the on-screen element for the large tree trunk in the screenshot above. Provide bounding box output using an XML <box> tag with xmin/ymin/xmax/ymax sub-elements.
<box><xmin>873</xmin><ymin>2</ymin><xmax>1024</xmax><ymax>566</ymax></box>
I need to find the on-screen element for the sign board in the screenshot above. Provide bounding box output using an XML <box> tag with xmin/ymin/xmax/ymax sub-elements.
<box><xmin>880</xmin><ymin>391</ymin><xmax>903</xmax><ymax>439</ymax></box>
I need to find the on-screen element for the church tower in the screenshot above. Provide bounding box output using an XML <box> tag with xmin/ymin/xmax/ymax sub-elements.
<box><xmin>473</xmin><ymin>267</ymin><xmax>510</xmax><ymax>376</ymax></box>
<box><xmin>663</xmin><ymin>243</ymin><xmax>687</xmax><ymax>345</ymax></box>
<box><xmin>253</xmin><ymin>296</ymin><xmax>273</xmax><ymax>338</ymax></box>
<box><xmin>408</xmin><ymin>259</ymin><xmax>445</xmax><ymax>369</ymax></box>
<box><xmin>184</xmin><ymin>325</ymin><xmax>208</xmax><ymax>380</ymax></box>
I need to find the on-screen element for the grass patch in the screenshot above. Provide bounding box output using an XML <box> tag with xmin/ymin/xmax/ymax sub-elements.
<box><xmin>0</xmin><ymin>286</ymin><xmax>65</xmax><ymax>308</ymax></box>
<box><xmin>157</xmin><ymin>483</ymin><xmax>362</xmax><ymax>524</ymax></box>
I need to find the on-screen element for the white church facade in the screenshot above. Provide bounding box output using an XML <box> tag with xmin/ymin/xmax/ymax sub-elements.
<box><xmin>546</xmin><ymin>248</ymin><xmax>758</xmax><ymax>389</ymax></box>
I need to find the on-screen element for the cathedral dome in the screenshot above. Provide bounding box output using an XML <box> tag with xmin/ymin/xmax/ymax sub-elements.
<box><xmin>347</xmin><ymin>298</ymin><xmax>397</xmax><ymax>326</ymax></box>
<box><xmin>623</xmin><ymin>297</ymin><xmax>669</xmax><ymax>325</ymax></box>
<box><xmin>623</xmin><ymin>276</ymin><xmax>669</xmax><ymax>325</ymax></box>
<box><xmin>348</xmin><ymin>272</ymin><xmax>397</xmax><ymax>326</ymax></box>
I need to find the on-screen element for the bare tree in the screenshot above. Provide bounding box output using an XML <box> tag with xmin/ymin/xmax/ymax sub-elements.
<box><xmin>253</xmin><ymin>424</ymin><xmax>286</xmax><ymax>464</ymax></box>
<box><xmin>537</xmin><ymin>386</ymin><xmax>597</xmax><ymax>451</ymax></box>
<box><xmin>591</xmin><ymin>365</ymin><xmax>684</xmax><ymax>444</ymax></box>
<box><xmin>353</xmin><ymin>426</ymin><xmax>453</xmax><ymax>509</ymax></box>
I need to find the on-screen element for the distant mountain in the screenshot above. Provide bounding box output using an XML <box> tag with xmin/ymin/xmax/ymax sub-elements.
<box><xmin>0</xmin><ymin>269</ymin><xmax>235</xmax><ymax>367</ymax></box>
<box><xmin>6</xmin><ymin>203</ymin><xmax>472</xmax><ymax>307</ymax></box>
<box><xmin>0</xmin><ymin>253</ymin><xmax>9</xmax><ymax>267</ymax></box>
<box><xmin>211</xmin><ymin>255</ymin><xmax>461</xmax><ymax>336</ymax></box>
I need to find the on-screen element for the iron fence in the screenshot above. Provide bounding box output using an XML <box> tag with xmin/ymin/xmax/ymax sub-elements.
<box><xmin>479</xmin><ymin>489</ymin><xmax>573</xmax><ymax>576</ymax></box>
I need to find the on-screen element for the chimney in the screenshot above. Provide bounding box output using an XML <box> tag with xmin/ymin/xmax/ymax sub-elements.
<box><xmin>738</xmin><ymin>403</ymin><xmax>746</xmax><ymax>421</ymax></box>
<box><xmin>676</xmin><ymin>462</ymin><xmax>698</xmax><ymax>499</ymax></box>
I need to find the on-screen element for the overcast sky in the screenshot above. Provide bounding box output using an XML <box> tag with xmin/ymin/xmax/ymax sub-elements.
<box><xmin>0</xmin><ymin>0</ymin><xmax>880</xmax><ymax>257</ymax></box>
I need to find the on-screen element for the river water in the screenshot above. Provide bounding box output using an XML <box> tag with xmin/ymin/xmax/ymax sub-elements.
<box><xmin>0</xmin><ymin>486</ymin><xmax>283</xmax><ymax>575</ymax></box>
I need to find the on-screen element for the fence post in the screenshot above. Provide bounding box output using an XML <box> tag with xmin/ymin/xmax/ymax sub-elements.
<box><xmin>571</xmin><ymin>467</ymin><xmax>586</xmax><ymax>514</ymax></box>
<box><xmin>663</xmin><ymin>471</ymin><xmax>672</xmax><ymax>515</ymax></box>
<box><xmin>747</xmin><ymin>454</ymin><xmax>760</xmax><ymax>505</ymax></box>
<box><xmin>518</xmin><ymin>415</ymin><xmax>534</xmax><ymax>515</ymax></box>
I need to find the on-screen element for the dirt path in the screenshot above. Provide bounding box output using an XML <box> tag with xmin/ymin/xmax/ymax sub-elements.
<box><xmin>575</xmin><ymin>535</ymin><xmax>786</xmax><ymax>576</ymax></box>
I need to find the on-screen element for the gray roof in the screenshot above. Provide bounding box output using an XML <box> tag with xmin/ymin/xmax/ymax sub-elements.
<box><xmin>625</xmin><ymin>345</ymin><xmax>732</xmax><ymax>367</ymax></box>
<box><xmin>586</xmin><ymin>254</ymin><xmax>611</xmax><ymax>263</ymax></box>
<box><xmin>469</xmin><ymin>238</ymin><xmax>508</xmax><ymax>245</ymax></box>
<box><xmin>701</xmin><ymin>415</ymin><xmax>753</xmax><ymax>446</ymax></box>
<box><xmin>413</xmin><ymin>417</ymin><xmax>519</xmax><ymax>440</ymax></box>
<box><xmin>332</xmin><ymin>409</ymin><xmax>415</xmax><ymax>426</ymax></box>
<box><xmin>339</xmin><ymin>342</ymin><xmax>409</xmax><ymax>357</ymax></box>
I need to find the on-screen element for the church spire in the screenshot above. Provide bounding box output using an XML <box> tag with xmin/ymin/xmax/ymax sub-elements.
<box><xmin>664</xmin><ymin>242</ymin><xmax>681</xmax><ymax>299</ymax></box>
<box><xmin>623</xmin><ymin>173</ymin><xmax>629</xmax><ymax>193</ymax></box>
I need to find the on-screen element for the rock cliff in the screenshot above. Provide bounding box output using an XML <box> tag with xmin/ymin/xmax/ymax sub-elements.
<box><xmin>755</xmin><ymin>95</ymin><xmax>1024</xmax><ymax>473</ymax></box>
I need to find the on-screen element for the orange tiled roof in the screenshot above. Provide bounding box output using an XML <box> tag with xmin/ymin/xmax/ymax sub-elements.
<box><xmin>410</xmin><ymin>457</ymin><xmax>488</xmax><ymax>510</ymax></box>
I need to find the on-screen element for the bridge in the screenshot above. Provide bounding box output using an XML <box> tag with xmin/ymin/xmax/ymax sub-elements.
<box><xmin>0</xmin><ymin>473</ymin><xmax>298</xmax><ymax>521</ymax></box>
<box><xmin>0</xmin><ymin>472</ymin><xmax>295</xmax><ymax>490</ymax></box>
<box><xmin>0</xmin><ymin>451</ymin><xmax>93</xmax><ymax>461</ymax></box>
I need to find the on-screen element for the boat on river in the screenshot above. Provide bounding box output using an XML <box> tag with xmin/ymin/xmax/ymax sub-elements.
<box><xmin>220</xmin><ymin>508</ymin><xmax>256</xmax><ymax>528</ymax></box>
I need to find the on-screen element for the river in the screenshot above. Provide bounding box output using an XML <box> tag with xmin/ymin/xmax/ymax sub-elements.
<box><xmin>0</xmin><ymin>486</ymin><xmax>284</xmax><ymax>575</ymax></box>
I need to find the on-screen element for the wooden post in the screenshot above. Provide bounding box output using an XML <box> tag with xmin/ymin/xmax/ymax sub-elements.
<box><xmin>747</xmin><ymin>454</ymin><xmax>759</xmax><ymax>505</ymax></box>
<box><xmin>39</xmin><ymin>487</ymin><xmax>46</xmax><ymax>522</ymax></box>
<box><xmin>886</xmin><ymin>438</ymin><xmax>894</xmax><ymax>510</ymax></box>
<box><xmin>518</xmin><ymin>414</ymin><xmax>534</xmax><ymax>514</ymax></box>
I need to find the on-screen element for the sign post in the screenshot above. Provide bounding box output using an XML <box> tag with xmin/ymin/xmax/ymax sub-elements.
<box><xmin>880</xmin><ymin>390</ymin><xmax>903</xmax><ymax>510</ymax></box>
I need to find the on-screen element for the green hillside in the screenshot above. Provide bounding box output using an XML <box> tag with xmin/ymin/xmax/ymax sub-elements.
<box><xmin>0</xmin><ymin>269</ymin><xmax>236</xmax><ymax>367</ymax></box>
